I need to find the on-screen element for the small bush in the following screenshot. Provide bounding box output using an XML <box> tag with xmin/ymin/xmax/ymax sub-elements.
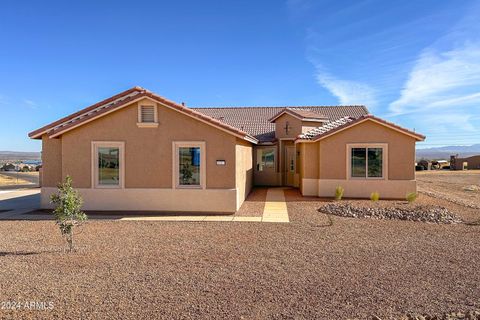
<box><xmin>370</xmin><ymin>191</ymin><xmax>380</xmax><ymax>202</ymax></box>
<box><xmin>335</xmin><ymin>186</ymin><xmax>344</xmax><ymax>201</ymax></box>
<box><xmin>406</xmin><ymin>192</ymin><xmax>417</xmax><ymax>203</ymax></box>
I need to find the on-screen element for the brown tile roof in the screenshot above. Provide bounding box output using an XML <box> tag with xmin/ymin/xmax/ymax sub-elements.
<box><xmin>298</xmin><ymin>117</ymin><xmax>355</xmax><ymax>140</ymax></box>
<box><xmin>29</xmin><ymin>87</ymin><xmax>258</xmax><ymax>143</ymax></box>
<box><xmin>268</xmin><ymin>108</ymin><xmax>328</xmax><ymax>122</ymax></box>
<box><xmin>192</xmin><ymin>106</ymin><xmax>369</xmax><ymax>142</ymax></box>
<box><xmin>29</xmin><ymin>86</ymin><xmax>376</xmax><ymax>143</ymax></box>
<box><xmin>28</xmin><ymin>87</ymin><xmax>143</xmax><ymax>139</ymax></box>
<box><xmin>297</xmin><ymin>114</ymin><xmax>426</xmax><ymax>142</ymax></box>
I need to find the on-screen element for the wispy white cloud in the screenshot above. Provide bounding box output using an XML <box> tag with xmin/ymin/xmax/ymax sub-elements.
<box><xmin>389</xmin><ymin>43</ymin><xmax>480</xmax><ymax>115</ymax></box>
<box><xmin>387</xmin><ymin>2</ymin><xmax>480</xmax><ymax>146</ymax></box>
<box><xmin>315</xmin><ymin>70</ymin><xmax>377</xmax><ymax>108</ymax></box>
<box><xmin>287</xmin><ymin>0</ymin><xmax>480</xmax><ymax>145</ymax></box>
<box><xmin>426</xmin><ymin>113</ymin><xmax>476</xmax><ymax>132</ymax></box>
<box><xmin>23</xmin><ymin>99</ymin><xmax>38</xmax><ymax>109</ymax></box>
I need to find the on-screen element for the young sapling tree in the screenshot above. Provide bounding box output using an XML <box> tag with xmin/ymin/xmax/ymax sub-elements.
<box><xmin>50</xmin><ymin>176</ymin><xmax>87</xmax><ymax>252</ymax></box>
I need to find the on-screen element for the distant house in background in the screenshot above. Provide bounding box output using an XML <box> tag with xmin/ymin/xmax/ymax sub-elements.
<box><xmin>450</xmin><ymin>155</ymin><xmax>480</xmax><ymax>170</ymax></box>
<box><xmin>0</xmin><ymin>163</ymin><xmax>16</xmax><ymax>171</ymax></box>
<box><xmin>433</xmin><ymin>160</ymin><xmax>450</xmax><ymax>170</ymax></box>
<box><xmin>29</xmin><ymin>87</ymin><xmax>425</xmax><ymax>212</ymax></box>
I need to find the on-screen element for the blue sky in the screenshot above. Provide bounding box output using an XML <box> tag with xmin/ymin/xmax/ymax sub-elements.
<box><xmin>1</xmin><ymin>0</ymin><xmax>479</xmax><ymax>152</ymax></box>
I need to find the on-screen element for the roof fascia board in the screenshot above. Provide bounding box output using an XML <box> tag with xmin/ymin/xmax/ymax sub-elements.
<box><xmin>308</xmin><ymin>118</ymin><xmax>424</xmax><ymax>142</ymax></box>
<box><xmin>268</xmin><ymin>109</ymin><xmax>301</xmax><ymax>122</ymax></box>
<box><xmin>48</xmin><ymin>96</ymin><xmax>149</xmax><ymax>138</ymax></box>
<box><xmin>269</xmin><ymin>109</ymin><xmax>327</xmax><ymax>123</ymax></box>
<box><xmin>49</xmin><ymin>95</ymin><xmax>258</xmax><ymax>144</ymax></box>
<box><xmin>301</xmin><ymin>118</ymin><xmax>327</xmax><ymax>123</ymax></box>
<box><xmin>29</xmin><ymin>87</ymin><xmax>142</xmax><ymax>139</ymax></box>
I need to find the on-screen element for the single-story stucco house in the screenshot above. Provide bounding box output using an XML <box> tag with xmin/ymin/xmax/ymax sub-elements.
<box><xmin>29</xmin><ymin>86</ymin><xmax>425</xmax><ymax>213</ymax></box>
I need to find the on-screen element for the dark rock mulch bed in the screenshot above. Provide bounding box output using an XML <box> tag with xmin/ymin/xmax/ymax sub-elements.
<box><xmin>372</xmin><ymin>310</ymin><xmax>480</xmax><ymax>319</ymax></box>
<box><xmin>320</xmin><ymin>202</ymin><xmax>462</xmax><ymax>224</ymax></box>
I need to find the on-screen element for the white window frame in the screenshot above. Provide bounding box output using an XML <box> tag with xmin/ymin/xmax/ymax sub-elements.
<box><xmin>347</xmin><ymin>143</ymin><xmax>388</xmax><ymax>180</ymax></box>
<box><xmin>91</xmin><ymin>141</ymin><xmax>125</xmax><ymax>189</ymax></box>
<box><xmin>172</xmin><ymin>141</ymin><xmax>206</xmax><ymax>189</ymax></box>
<box><xmin>137</xmin><ymin>104</ymin><xmax>159</xmax><ymax>128</ymax></box>
<box><xmin>255</xmin><ymin>146</ymin><xmax>277</xmax><ymax>172</ymax></box>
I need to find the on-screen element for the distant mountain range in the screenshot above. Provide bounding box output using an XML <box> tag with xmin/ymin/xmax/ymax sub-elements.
<box><xmin>0</xmin><ymin>151</ymin><xmax>41</xmax><ymax>161</ymax></box>
<box><xmin>416</xmin><ymin>144</ymin><xmax>480</xmax><ymax>160</ymax></box>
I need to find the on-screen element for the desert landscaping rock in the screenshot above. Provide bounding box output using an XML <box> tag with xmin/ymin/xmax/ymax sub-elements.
<box><xmin>462</xmin><ymin>185</ymin><xmax>480</xmax><ymax>192</ymax></box>
<box><xmin>319</xmin><ymin>202</ymin><xmax>462</xmax><ymax>224</ymax></box>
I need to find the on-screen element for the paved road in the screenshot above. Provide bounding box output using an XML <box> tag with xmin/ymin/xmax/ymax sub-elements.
<box><xmin>0</xmin><ymin>172</ymin><xmax>39</xmax><ymax>190</ymax></box>
<box><xmin>0</xmin><ymin>189</ymin><xmax>41</xmax><ymax>219</ymax></box>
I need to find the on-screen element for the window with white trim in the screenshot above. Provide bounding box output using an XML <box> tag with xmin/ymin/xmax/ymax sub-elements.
<box><xmin>92</xmin><ymin>142</ymin><xmax>124</xmax><ymax>188</ymax></box>
<box><xmin>256</xmin><ymin>148</ymin><xmax>275</xmax><ymax>171</ymax></box>
<box><xmin>349</xmin><ymin>146</ymin><xmax>385</xmax><ymax>179</ymax></box>
<box><xmin>173</xmin><ymin>142</ymin><xmax>206</xmax><ymax>189</ymax></box>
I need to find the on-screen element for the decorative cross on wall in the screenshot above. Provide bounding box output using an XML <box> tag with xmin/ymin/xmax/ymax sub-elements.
<box><xmin>284</xmin><ymin>121</ymin><xmax>291</xmax><ymax>135</ymax></box>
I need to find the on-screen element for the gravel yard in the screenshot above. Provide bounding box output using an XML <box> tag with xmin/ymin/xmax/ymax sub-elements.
<box><xmin>417</xmin><ymin>170</ymin><xmax>480</xmax><ymax>209</ymax></box>
<box><xmin>1</xmin><ymin>186</ymin><xmax>479</xmax><ymax>319</ymax></box>
<box><xmin>234</xmin><ymin>187</ymin><xmax>266</xmax><ymax>217</ymax></box>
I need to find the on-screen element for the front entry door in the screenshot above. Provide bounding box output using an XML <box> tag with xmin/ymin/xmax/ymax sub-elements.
<box><xmin>285</xmin><ymin>146</ymin><xmax>295</xmax><ymax>186</ymax></box>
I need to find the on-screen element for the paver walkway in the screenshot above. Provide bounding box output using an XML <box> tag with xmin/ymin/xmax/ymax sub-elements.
<box><xmin>121</xmin><ymin>215</ymin><xmax>263</xmax><ymax>222</ymax></box>
<box><xmin>121</xmin><ymin>188</ymin><xmax>289</xmax><ymax>223</ymax></box>
<box><xmin>0</xmin><ymin>187</ymin><xmax>290</xmax><ymax>223</ymax></box>
<box><xmin>262</xmin><ymin>188</ymin><xmax>290</xmax><ymax>223</ymax></box>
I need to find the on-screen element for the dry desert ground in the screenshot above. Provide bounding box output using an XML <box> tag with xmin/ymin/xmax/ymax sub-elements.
<box><xmin>0</xmin><ymin>170</ymin><xmax>479</xmax><ymax>319</ymax></box>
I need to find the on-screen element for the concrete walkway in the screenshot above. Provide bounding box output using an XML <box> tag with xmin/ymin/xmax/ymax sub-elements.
<box><xmin>262</xmin><ymin>188</ymin><xmax>290</xmax><ymax>223</ymax></box>
<box><xmin>0</xmin><ymin>187</ymin><xmax>290</xmax><ymax>223</ymax></box>
<box><xmin>0</xmin><ymin>188</ymin><xmax>41</xmax><ymax>219</ymax></box>
<box><xmin>121</xmin><ymin>215</ymin><xmax>263</xmax><ymax>222</ymax></box>
<box><xmin>120</xmin><ymin>188</ymin><xmax>290</xmax><ymax>223</ymax></box>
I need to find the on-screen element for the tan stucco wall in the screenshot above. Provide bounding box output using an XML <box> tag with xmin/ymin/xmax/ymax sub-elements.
<box><xmin>302</xmin><ymin>142</ymin><xmax>319</xmax><ymax>179</ymax></box>
<box><xmin>298</xmin><ymin>119</ymin><xmax>418</xmax><ymax>199</ymax></box>
<box><xmin>275</xmin><ymin>114</ymin><xmax>302</xmax><ymax>139</ymax></box>
<box><xmin>41</xmin><ymin>135</ymin><xmax>62</xmax><ymax>187</ymax></box>
<box><xmin>274</xmin><ymin>114</ymin><xmax>322</xmax><ymax>136</ymax></box>
<box><xmin>301</xmin><ymin>120</ymin><xmax>322</xmax><ymax>133</ymax></box>
<box><xmin>316</xmin><ymin>120</ymin><xmax>416</xmax><ymax>180</ymax></box>
<box><xmin>59</xmin><ymin>98</ymin><xmax>237</xmax><ymax>189</ymax></box>
<box><xmin>40</xmin><ymin>187</ymin><xmax>237</xmax><ymax>212</ymax></box>
<box><xmin>302</xmin><ymin>178</ymin><xmax>417</xmax><ymax>199</ymax></box>
<box><xmin>235</xmin><ymin>139</ymin><xmax>253</xmax><ymax>210</ymax></box>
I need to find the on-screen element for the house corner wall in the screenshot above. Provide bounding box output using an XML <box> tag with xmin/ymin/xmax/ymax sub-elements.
<box><xmin>299</xmin><ymin>142</ymin><xmax>319</xmax><ymax>196</ymax></box>
<box><xmin>41</xmin><ymin>134</ymin><xmax>62</xmax><ymax>188</ymax></box>
<box><xmin>299</xmin><ymin>120</ymin><xmax>419</xmax><ymax>199</ymax></box>
<box><xmin>235</xmin><ymin>139</ymin><xmax>253</xmax><ymax>210</ymax></box>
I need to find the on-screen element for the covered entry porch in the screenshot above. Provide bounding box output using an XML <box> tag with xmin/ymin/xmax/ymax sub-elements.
<box><xmin>253</xmin><ymin>140</ymin><xmax>299</xmax><ymax>187</ymax></box>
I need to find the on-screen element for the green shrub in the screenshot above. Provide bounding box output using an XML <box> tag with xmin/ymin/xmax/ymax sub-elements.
<box><xmin>335</xmin><ymin>186</ymin><xmax>344</xmax><ymax>201</ymax></box>
<box><xmin>406</xmin><ymin>192</ymin><xmax>417</xmax><ymax>203</ymax></box>
<box><xmin>50</xmin><ymin>176</ymin><xmax>87</xmax><ymax>252</ymax></box>
<box><xmin>370</xmin><ymin>191</ymin><xmax>380</xmax><ymax>202</ymax></box>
